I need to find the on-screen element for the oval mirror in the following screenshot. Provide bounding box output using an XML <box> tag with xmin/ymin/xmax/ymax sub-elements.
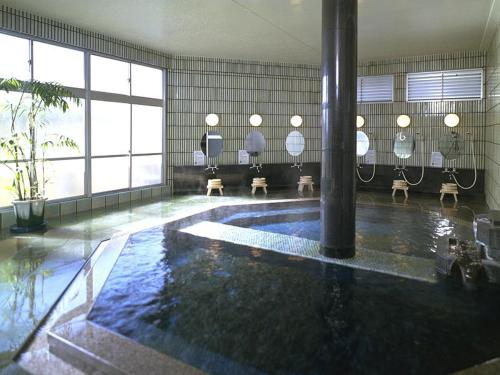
<box><xmin>438</xmin><ymin>132</ymin><xmax>464</xmax><ymax>160</ymax></box>
<box><xmin>393</xmin><ymin>131</ymin><xmax>415</xmax><ymax>159</ymax></box>
<box><xmin>201</xmin><ymin>131</ymin><xmax>223</xmax><ymax>158</ymax></box>
<box><xmin>244</xmin><ymin>131</ymin><xmax>266</xmax><ymax>157</ymax></box>
<box><xmin>285</xmin><ymin>131</ymin><xmax>305</xmax><ymax>156</ymax></box>
<box><xmin>356</xmin><ymin>131</ymin><xmax>370</xmax><ymax>157</ymax></box>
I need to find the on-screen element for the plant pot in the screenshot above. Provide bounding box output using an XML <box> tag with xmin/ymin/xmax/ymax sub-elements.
<box><xmin>11</xmin><ymin>198</ymin><xmax>47</xmax><ymax>232</ymax></box>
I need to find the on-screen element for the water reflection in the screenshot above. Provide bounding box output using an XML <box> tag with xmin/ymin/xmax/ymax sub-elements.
<box><xmin>89</xmin><ymin>225</ymin><xmax>500</xmax><ymax>374</ymax></box>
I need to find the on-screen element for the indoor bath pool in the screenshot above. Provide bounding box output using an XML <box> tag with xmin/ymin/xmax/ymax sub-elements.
<box><xmin>219</xmin><ymin>201</ymin><xmax>472</xmax><ymax>259</ymax></box>
<box><xmin>88</xmin><ymin>217</ymin><xmax>500</xmax><ymax>375</ymax></box>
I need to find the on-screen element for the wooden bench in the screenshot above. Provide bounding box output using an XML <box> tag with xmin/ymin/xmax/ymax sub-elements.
<box><xmin>251</xmin><ymin>177</ymin><xmax>268</xmax><ymax>195</ymax></box>
<box><xmin>392</xmin><ymin>179</ymin><xmax>409</xmax><ymax>198</ymax></box>
<box><xmin>207</xmin><ymin>179</ymin><xmax>224</xmax><ymax>196</ymax></box>
<box><xmin>298</xmin><ymin>176</ymin><xmax>314</xmax><ymax>192</ymax></box>
<box><xmin>440</xmin><ymin>183</ymin><xmax>458</xmax><ymax>202</ymax></box>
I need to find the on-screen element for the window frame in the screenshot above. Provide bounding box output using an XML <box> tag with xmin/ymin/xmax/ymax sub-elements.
<box><xmin>406</xmin><ymin>68</ymin><xmax>484</xmax><ymax>103</ymax></box>
<box><xmin>88</xmin><ymin>52</ymin><xmax>166</xmax><ymax>195</ymax></box>
<box><xmin>0</xmin><ymin>31</ymin><xmax>167</xmax><ymax>208</ymax></box>
<box><xmin>357</xmin><ymin>74</ymin><xmax>394</xmax><ymax>104</ymax></box>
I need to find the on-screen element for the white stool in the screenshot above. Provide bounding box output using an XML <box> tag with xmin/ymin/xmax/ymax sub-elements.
<box><xmin>392</xmin><ymin>179</ymin><xmax>409</xmax><ymax>198</ymax></box>
<box><xmin>251</xmin><ymin>177</ymin><xmax>268</xmax><ymax>195</ymax></box>
<box><xmin>440</xmin><ymin>183</ymin><xmax>458</xmax><ymax>202</ymax></box>
<box><xmin>298</xmin><ymin>176</ymin><xmax>314</xmax><ymax>192</ymax></box>
<box><xmin>207</xmin><ymin>179</ymin><xmax>224</xmax><ymax>196</ymax></box>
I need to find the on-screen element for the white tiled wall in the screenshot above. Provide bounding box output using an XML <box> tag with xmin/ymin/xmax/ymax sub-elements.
<box><xmin>486</xmin><ymin>21</ymin><xmax>500</xmax><ymax>210</ymax></box>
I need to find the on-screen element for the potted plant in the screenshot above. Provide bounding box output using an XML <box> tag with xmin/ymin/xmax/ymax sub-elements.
<box><xmin>0</xmin><ymin>78</ymin><xmax>80</xmax><ymax>232</ymax></box>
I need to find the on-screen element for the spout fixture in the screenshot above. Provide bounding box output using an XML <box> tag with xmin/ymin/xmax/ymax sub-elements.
<box><xmin>291</xmin><ymin>162</ymin><xmax>303</xmax><ymax>171</ymax></box>
<box><xmin>205</xmin><ymin>164</ymin><xmax>218</xmax><ymax>174</ymax></box>
<box><xmin>250</xmin><ymin>163</ymin><xmax>263</xmax><ymax>173</ymax></box>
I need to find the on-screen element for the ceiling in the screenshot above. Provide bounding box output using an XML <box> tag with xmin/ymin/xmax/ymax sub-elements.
<box><xmin>2</xmin><ymin>0</ymin><xmax>499</xmax><ymax>65</ymax></box>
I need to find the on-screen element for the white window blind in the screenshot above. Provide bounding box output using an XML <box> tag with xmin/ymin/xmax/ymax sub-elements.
<box><xmin>357</xmin><ymin>75</ymin><xmax>394</xmax><ymax>103</ymax></box>
<box><xmin>407</xmin><ymin>69</ymin><xmax>483</xmax><ymax>101</ymax></box>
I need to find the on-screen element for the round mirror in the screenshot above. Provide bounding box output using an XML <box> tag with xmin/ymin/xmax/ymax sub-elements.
<box><xmin>286</xmin><ymin>131</ymin><xmax>305</xmax><ymax>156</ymax></box>
<box><xmin>244</xmin><ymin>131</ymin><xmax>266</xmax><ymax>157</ymax></box>
<box><xmin>438</xmin><ymin>132</ymin><xmax>464</xmax><ymax>160</ymax></box>
<box><xmin>201</xmin><ymin>131</ymin><xmax>223</xmax><ymax>157</ymax></box>
<box><xmin>393</xmin><ymin>132</ymin><xmax>415</xmax><ymax>159</ymax></box>
<box><xmin>356</xmin><ymin>131</ymin><xmax>370</xmax><ymax>156</ymax></box>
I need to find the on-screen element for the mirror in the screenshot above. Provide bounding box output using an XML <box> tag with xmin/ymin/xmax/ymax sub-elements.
<box><xmin>286</xmin><ymin>131</ymin><xmax>305</xmax><ymax>156</ymax></box>
<box><xmin>393</xmin><ymin>131</ymin><xmax>415</xmax><ymax>159</ymax></box>
<box><xmin>356</xmin><ymin>131</ymin><xmax>370</xmax><ymax>156</ymax></box>
<box><xmin>244</xmin><ymin>131</ymin><xmax>266</xmax><ymax>157</ymax></box>
<box><xmin>201</xmin><ymin>131</ymin><xmax>223</xmax><ymax>158</ymax></box>
<box><xmin>439</xmin><ymin>132</ymin><xmax>464</xmax><ymax>160</ymax></box>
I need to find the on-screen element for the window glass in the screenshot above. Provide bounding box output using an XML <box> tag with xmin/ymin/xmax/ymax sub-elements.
<box><xmin>132</xmin><ymin>104</ymin><xmax>163</xmax><ymax>154</ymax></box>
<box><xmin>407</xmin><ymin>69</ymin><xmax>483</xmax><ymax>101</ymax></box>
<box><xmin>39</xmin><ymin>159</ymin><xmax>85</xmax><ymax>199</ymax></box>
<box><xmin>92</xmin><ymin>156</ymin><xmax>129</xmax><ymax>193</ymax></box>
<box><xmin>0</xmin><ymin>163</ymin><xmax>16</xmax><ymax>207</ymax></box>
<box><xmin>91</xmin><ymin>100</ymin><xmax>130</xmax><ymax>156</ymax></box>
<box><xmin>38</xmin><ymin>99</ymin><xmax>85</xmax><ymax>158</ymax></box>
<box><xmin>0</xmin><ymin>91</ymin><xmax>30</xmax><ymax>140</ymax></box>
<box><xmin>91</xmin><ymin>55</ymin><xmax>130</xmax><ymax>95</ymax></box>
<box><xmin>357</xmin><ymin>75</ymin><xmax>393</xmax><ymax>103</ymax></box>
<box><xmin>132</xmin><ymin>155</ymin><xmax>162</xmax><ymax>187</ymax></box>
<box><xmin>0</xmin><ymin>34</ymin><xmax>30</xmax><ymax>80</ymax></box>
<box><xmin>131</xmin><ymin>64</ymin><xmax>163</xmax><ymax>99</ymax></box>
<box><xmin>33</xmin><ymin>42</ymin><xmax>84</xmax><ymax>88</ymax></box>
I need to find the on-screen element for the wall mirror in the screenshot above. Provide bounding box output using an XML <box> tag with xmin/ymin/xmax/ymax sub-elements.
<box><xmin>285</xmin><ymin>131</ymin><xmax>305</xmax><ymax>156</ymax></box>
<box><xmin>356</xmin><ymin>131</ymin><xmax>370</xmax><ymax>156</ymax></box>
<box><xmin>201</xmin><ymin>131</ymin><xmax>223</xmax><ymax>158</ymax></box>
<box><xmin>244</xmin><ymin>131</ymin><xmax>266</xmax><ymax>157</ymax></box>
<box><xmin>438</xmin><ymin>132</ymin><xmax>464</xmax><ymax>160</ymax></box>
<box><xmin>393</xmin><ymin>131</ymin><xmax>415</xmax><ymax>159</ymax></box>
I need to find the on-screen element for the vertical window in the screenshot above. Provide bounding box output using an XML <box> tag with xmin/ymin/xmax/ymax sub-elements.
<box><xmin>91</xmin><ymin>55</ymin><xmax>130</xmax><ymax>94</ymax></box>
<box><xmin>0</xmin><ymin>34</ymin><xmax>86</xmax><ymax>206</ymax></box>
<box><xmin>91</xmin><ymin>101</ymin><xmax>131</xmax><ymax>156</ymax></box>
<box><xmin>0</xmin><ymin>31</ymin><xmax>166</xmax><ymax>207</ymax></box>
<box><xmin>90</xmin><ymin>55</ymin><xmax>164</xmax><ymax>194</ymax></box>
<box><xmin>33</xmin><ymin>42</ymin><xmax>85</xmax><ymax>88</ymax></box>
<box><xmin>0</xmin><ymin>34</ymin><xmax>30</xmax><ymax>80</ymax></box>
<box><xmin>131</xmin><ymin>63</ymin><xmax>163</xmax><ymax>99</ymax></box>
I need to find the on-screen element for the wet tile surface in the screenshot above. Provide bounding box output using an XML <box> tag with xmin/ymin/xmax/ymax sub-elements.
<box><xmin>0</xmin><ymin>193</ymin><xmax>303</xmax><ymax>369</ymax></box>
<box><xmin>0</xmin><ymin>191</ymin><xmax>489</xmax><ymax>371</ymax></box>
<box><xmin>87</xmin><ymin>201</ymin><xmax>500</xmax><ymax>375</ymax></box>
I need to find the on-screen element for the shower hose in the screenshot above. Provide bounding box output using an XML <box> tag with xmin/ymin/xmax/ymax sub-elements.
<box><xmin>356</xmin><ymin>162</ymin><xmax>376</xmax><ymax>183</ymax></box>
<box><xmin>401</xmin><ymin>136</ymin><xmax>425</xmax><ymax>186</ymax></box>
<box><xmin>451</xmin><ymin>137</ymin><xmax>477</xmax><ymax>190</ymax></box>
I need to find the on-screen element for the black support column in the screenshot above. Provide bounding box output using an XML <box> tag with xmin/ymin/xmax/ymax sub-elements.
<box><xmin>320</xmin><ymin>0</ymin><xmax>357</xmax><ymax>258</ymax></box>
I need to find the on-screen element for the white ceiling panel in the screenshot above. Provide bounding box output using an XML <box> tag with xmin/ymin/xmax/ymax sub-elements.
<box><xmin>1</xmin><ymin>0</ymin><xmax>495</xmax><ymax>64</ymax></box>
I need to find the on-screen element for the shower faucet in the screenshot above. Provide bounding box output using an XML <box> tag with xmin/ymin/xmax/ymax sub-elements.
<box><xmin>205</xmin><ymin>164</ymin><xmax>218</xmax><ymax>174</ymax></box>
<box><xmin>250</xmin><ymin>163</ymin><xmax>263</xmax><ymax>173</ymax></box>
<box><xmin>442</xmin><ymin>167</ymin><xmax>458</xmax><ymax>180</ymax></box>
<box><xmin>393</xmin><ymin>165</ymin><xmax>407</xmax><ymax>176</ymax></box>
<box><xmin>291</xmin><ymin>162</ymin><xmax>303</xmax><ymax>171</ymax></box>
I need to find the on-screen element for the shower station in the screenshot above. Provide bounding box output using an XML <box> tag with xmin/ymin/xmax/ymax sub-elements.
<box><xmin>202</xmin><ymin>113</ymin><xmax>224</xmax><ymax>195</ymax></box>
<box><xmin>438</xmin><ymin>113</ymin><xmax>478</xmax><ymax>201</ymax></box>
<box><xmin>320</xmin><ymin>0</ymin><xmax>357</xmax><ymax>258</ymax></box>
<box><xmin>391</xmin><ymin>115</ymin><xmax>425</xmax><ymax>198</ymax></box>
<box><xmin>355</xmin><ymin>115</ymin><xmax>377</xmax><ymax>183</ymax></box>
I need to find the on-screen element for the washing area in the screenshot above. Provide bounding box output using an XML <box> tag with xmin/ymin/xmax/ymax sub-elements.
<box><xmin>1</xmin><ymin>1</ymin><xmax>500</xmax><ymax>375</ymax></box>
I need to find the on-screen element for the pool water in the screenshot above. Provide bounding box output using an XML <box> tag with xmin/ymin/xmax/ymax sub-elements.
<box><xmin>88</xmin><ymin>222</ymin><xmax>500</xmax><ymax>375</ymax></box>
<box><xmin>220</xmin><ymin>202</ymin><xmax>471</xmax><ymax>259</ymax></box>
